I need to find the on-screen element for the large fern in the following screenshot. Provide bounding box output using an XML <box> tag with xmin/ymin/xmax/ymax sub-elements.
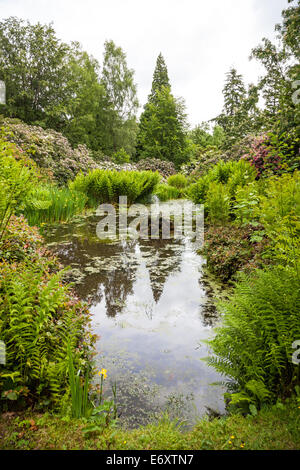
<box><xmin>0</xmin><ymin>259</ymin><xmax>93</xmax><ymax>407</ymax></box>
<box><xmin>205</xmin><ymin>266</ymin><xmax>300</xmax><ymax>404</ymax></box>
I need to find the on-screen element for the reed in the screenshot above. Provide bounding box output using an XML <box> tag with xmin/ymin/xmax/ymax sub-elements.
<box><xmin>67</xmin><ymin>343</ymin><xmax>91</xmax><ymax>419</ymax></box>
<box><xmin>23</xmin><ymin>184</ymin><xmax>87</xmax><ymax>225</ymax></box>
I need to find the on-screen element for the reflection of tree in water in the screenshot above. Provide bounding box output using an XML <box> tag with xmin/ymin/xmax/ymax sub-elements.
<box><xmin>198</xmin><ymin>276</ymin><xmax>220</xmax><ymax>327</ymax></box>
<box><xmin>103</xmin><ymin>255</ymin><xmax>136</xmax><ymax>317</ymax></box>
<box><xmin>47</xmin><ymin>214</ymin><xmax>185</xmax><ymax>316</ymax></box>
<box><xmin>140</xmin><ymin>238</ymin><xmax>183</xmax><ymax>303</ymax></box>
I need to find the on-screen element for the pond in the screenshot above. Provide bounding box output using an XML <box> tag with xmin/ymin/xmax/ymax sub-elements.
<box><xmin>44</xmin><ymin>200</ymin><xmax>226</xmax><ymax>428</ymax></box>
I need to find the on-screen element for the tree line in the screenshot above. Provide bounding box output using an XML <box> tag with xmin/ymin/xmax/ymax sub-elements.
<box><xmin>0</xmin><ymin>0</ymin><xmax>299</xmax><ymax>166</ymax></box>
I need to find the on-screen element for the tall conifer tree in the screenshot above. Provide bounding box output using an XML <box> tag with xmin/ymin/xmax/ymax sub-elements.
<box><xmin>136</xmin><ymin>53</ymin><xmax>188</xmax><ymax>167</ymax></box>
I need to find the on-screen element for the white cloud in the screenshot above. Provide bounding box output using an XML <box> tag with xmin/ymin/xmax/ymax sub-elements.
<box><xmin>0</xmin><ymin>0</ymin><xmax>287</xmax><ymax>125</ymax></box>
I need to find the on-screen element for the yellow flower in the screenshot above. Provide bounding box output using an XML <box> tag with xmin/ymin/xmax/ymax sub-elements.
<box><xmin>124</xmin><ymin>441</ymin><xmax>127</xmax><ymax>444</ymax></box>
<box><xmin>240</xmin><ymin>443</ymin><xmax>245</xmax><ymax>448</ymax></box>
<box><xmin>98</xmin><ymin>368</ymin><xmax>107</xmax><ymax>379</ymax></box>
<box><xmin>228</xmin><ymin>441</ymin><xmax>232</xmax><ymax>445</ymax></box>
<box><xmin>230</xmin><ymin>435</ymin><xmax>235</xmax><ymax>439</ymax></box>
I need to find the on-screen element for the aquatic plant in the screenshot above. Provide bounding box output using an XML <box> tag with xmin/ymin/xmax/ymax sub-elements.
<box><xmin>23</xmin><ymin>184</ymin><xmax>88</xmax><ymax>225</ymax></box>
<box><xmin>68</xmin><ymin>343</ymin><xmax>91</xmax><ymax>419</ymax></box>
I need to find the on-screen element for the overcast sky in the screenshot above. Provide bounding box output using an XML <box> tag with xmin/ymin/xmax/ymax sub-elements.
<box><xmin>0</xmin><ymin>0</ymin><xmax>288</xmax><ymax>126</ymax></box>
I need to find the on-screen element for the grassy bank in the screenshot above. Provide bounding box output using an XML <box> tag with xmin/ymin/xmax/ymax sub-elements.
<box><xmin>1</xmin><ymin>402</ymin><xmax>299</xmax><ymax>450</ymax></box>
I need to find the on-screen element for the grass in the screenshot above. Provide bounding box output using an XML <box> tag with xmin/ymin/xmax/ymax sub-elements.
<box><xmin>1</xmin><ymin>402</ymin><xmax>299</xmax><ymax>450</ymax></box>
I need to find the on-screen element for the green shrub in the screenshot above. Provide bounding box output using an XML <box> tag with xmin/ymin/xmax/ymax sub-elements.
<box><xmin>167</xmin><ymin>174</ymin><xmax>188</xmax><ymax>189</ymax></box>
<box><xmin>112</xmin><ymin>148</ymin><xmax>131</xmax><ymax>164</ymax></box>
<box><xmin>209</xmin><ymin>160</ymin><xmax>236</xmax><ymax>184</ymax></box>
<box><xmin>154</xmin><ymin>184</ymin><xmax>182</xmax><ymax>201</ymax></box>
<box><xmin>187</xmin><ymin>175</ymin><xmax>211</xmax><ymax>204</ymax></box>
<box><xmin>188</xmin><ymin>160</ymin><xmax>255</xmax><ymax>205</ymax></box>
<box><xmin>253</xmin><ymin>172</ymin><xmax>300</xmax><ymax>271</ymax></box>
<box><xmin>68</xmin><ymin>343</ymin><xmax>91</xmax><ymax>419</ymax></box>
<box><xmin>256</xmin><ymin>172</ymin><xmax>300</xmax><ymax>232</ymax></box>
<box><xmin>205</xmin><ymin>266</ymin><xmax>300</xmax><ymax>411</ymax></box>
<box><xmin>205</xmin><ymin>182</ymin><xmax>230</xmax><ymax>225</ymax></box>
<box><xmin>226</xmin><ymin>159</ymin><xmax>257</xmax><ymax>197</ymax></box>
<box><xmin>0</xmin><ymin>118</ymin><xmax>99</xmax><ymax>184</ymax></box>
<box><xmin>70</xmin><ymin>169</ymin><xmax>160</xmax><ymax>205</ymax></box>
<box><xmin>0</xmin><ymin>140</ymin><xmax>38</xmax><ymax>240</ymax></box>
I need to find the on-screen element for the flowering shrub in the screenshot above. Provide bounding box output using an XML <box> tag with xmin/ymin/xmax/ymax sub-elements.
<box><xmin>154</xmin><ymin>184</ymin><xmax>182</xmax><ymax>201</ymax></box>
<box><xmin>0</xmin><ymin>117</ymin><xmax>99</xmax><ymax>184</ymax></box>
<box><xmin>136</xmin><ymin>158</ymin><xmax>176</xmax><ymax>178</ymax></box>
<box><xmin>23</xmin><ymin>185</ymin><xmax>88</xmax><ymax>225</ymax></box>
<box><xmin>241</xmin><ymin>134</ymin><xmax>282</xmax><ymax>178</ymax></box>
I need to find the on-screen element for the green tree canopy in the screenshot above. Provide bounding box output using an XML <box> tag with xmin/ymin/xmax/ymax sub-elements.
<box><xmin>0</xmin><ymin>19</ymin><xmax>139</xmax><ymax>156</ymax></box>
<box><xmin>0</xmin><ymin>17</ymin><xmax>71</xmax><ymax>127</ymax></box>
<box><xmin>98</xmin><ymin>40</ymin><xmax>139</xmax><ymax>157</ymax></box>
<box><xmin>136</xmin><ymin>54</ymin><xmax>188</xmax><ymax>167</ymax></box>
<box><xmin>137</xmin><ymin>85</ymin><xmax>188</xmax><ymax>167</ymax></box>
<box><xmin>215</xmin><ymin>68</ymin><xmax>261</xmax><ymax>148</ymax></box>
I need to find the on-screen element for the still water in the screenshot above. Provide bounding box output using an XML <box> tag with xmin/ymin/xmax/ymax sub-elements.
<box><xmin>45</xmin><ymin>200</ymin><xmax>226</xmax><ymax>428</ymax></box>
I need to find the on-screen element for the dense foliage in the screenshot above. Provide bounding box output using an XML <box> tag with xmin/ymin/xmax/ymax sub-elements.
<box><xmin>0</xmin><ymin>18</ymin><xmax>138</xmax><ymax>157</ymax></box>
<box><xmin>198</xmin><ymin>164</ymin><xmax>300</xmax><ymax>411</ymax></box>
<box><xmin>0</xmin><ymin>117</ymin><xmax>99</xmax><ymax>184</ymax></box>
<box><xmin>188</xmin><ymin>159</ymin><xmax>257</xmax><ymax>207</ymax></box>
<box><xmin>206</xmin><ymin>266</ymin><xmax>300</xmax><ymax>412</ymax></box>
<box><xmin>0</xmin><ymin>217</ymin><xmax>95</xmax><ymax>410</ymax></box>
<box><xmin>0</xmin><ymin>0</ymin><xmax>299</xmax><ymax>447</ymax></box>
<box><xmin>0</xmin><ymin>137</ymin><xmax>95</xmax><ymax>410</ymax></box>
<box><xmin>69</xmin><ymin>169</ymin><xmax>160</xmax><ymax>205</ymax></box>
<box><xmin>201</xmin><ymin>224</ymin><xmax>268</xmax><ymax>282</ymax></box>
<box><xmin>136</xmin><ymin>54</ymin><xmax>189</xmax><ymax>167</ymax></box>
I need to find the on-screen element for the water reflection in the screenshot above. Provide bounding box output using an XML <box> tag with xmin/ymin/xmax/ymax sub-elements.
<box><xmin>45</xmin><ymin>201</ymin><xmax>225</xmax><ymax>427</ymax></box>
